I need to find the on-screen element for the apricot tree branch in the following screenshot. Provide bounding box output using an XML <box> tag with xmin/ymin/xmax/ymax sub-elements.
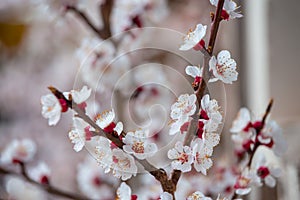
<box><xmin>0</xmin><ymin>164</ymin><xmax>90</xmax><ymax>200</ymax></box>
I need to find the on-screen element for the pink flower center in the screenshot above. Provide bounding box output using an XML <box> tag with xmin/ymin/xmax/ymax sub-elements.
<box><xmin>179</xmin><ymin>153</ymin><xmax>189</xmax><ymax>164</ymax></box>
<box><xmin>243</xmin><ymin>122</ymin><xmax>253</xmax><ymax>132</ymax></box>
<box><xmin>193</xmin><ymin>76</ymin><xmax>202</xmax><ymax>87</ymax></box>
<box><xmin>180</xmin><ymin>122</ymin><xmax>190</xmax><ymax>133</ymax></box>
<box><xmin>193</xmin><ymin>39</ymin><xmax>206</xmax><ymax>51</ymax></box>
<box><xmin>253</xmin><ymin>121</ymin><xmax>263</xmax><ymax>131</ymax></box>
<box><xmin>234</xmin><ymin>176</ymin><xmax>250</xmax><ymax>189</ymax></box>
<box><xmin>197</xmin><ymin>121</ymin><xmax>205</xmax><ymax>139</ymax></box>
<box><xmin>103</xmin><ymin>122</ymin><xmax>116</xmax><ymax>133</ymax></box>
<box><xmin>200</xmin><ymin>110</ymin><xmax>209</xmax><ymax>120</ymax></box>
<box><xmin>92</xmin><ymin>176</ymin><xmax>102</xmax><ymax>186</ymax></box>
<box><xmin>84</xmin><ymin>126</ymin><xmax>92</xmax><ymax>141</ymax></box>
<box><xmin>59</xmin><ymin>98</ymin><xmax>68</xmax><ymax>112</ymax></box>
<box><xmin>112</xmin><ymin>155</ymin><xmax>119</xmax><ymax>163</ymax></box>
<box><xmin>40</xmin><ymin>175</ymin><xmax>49</xmax><ymax>185</ymax></box>
<box><xmin>132</xmin><ymin>15</ymin><xmax>143</xmax><ymax>28</ymax></box>
<box><xmin>221</xmin><ymin>10</ymin><xmax>230</xmax><ymax>20</ymax></box>
<box><xmin>242</xmin><ymin>139</ymin><xmax>253</xmax><ymax>151</ymax></box>
<box><xmin>257</xmin><ymin>166</ymin><xmax>270</xmax><ymax>179</ymax></box>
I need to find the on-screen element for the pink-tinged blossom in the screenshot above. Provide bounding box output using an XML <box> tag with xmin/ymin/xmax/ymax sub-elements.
<box><xmin>169</xmin><ymin>93</ymin><xmax>197</xmax><ymax>135</ymax></box>
<box><xmin>77</xmin><ymin>156</ymin><xmax>118</xmax><ymax>199</ymax></box>
<box><xmin>28</xmin><ymin>162</ymin><xmax>51</xmax><ymax>184</ymax></box>
<box><xmin>187</xmin><ymin>191</ymin><xmax>212</xmax><ymax>200</ymax></box>
<box><xmin>258</xmin><ymin>120</ymin><xmax>287</xmax><ymax>157</ymax></box>
<box><xmin>95</xmin><ymin>109</ymin><xmax>123</xmax><ymax>135</ymax></box>
<box><xmin>171</xmin><ymin>94</ymin><xmax>197</xmax><ymax>120</ymax></box>
<box><xmin>111</xmin><ymin>149</ymin><xmax>138</xmax><ymax>181</ymax></box>
<box><xmin>123</xmin><ymin>129</ymin><xmax>158</xmax><ymax>160</ymax></box>
<box><xmin>179</xmin><ymin>24</ymin><xmax>207</xmax><ymax>51</ymax></box>
<box><xmin>200</xmin><ymin>94</ymin><xmax>222</xmax><ymax>133</ymax></box>
<box><xmin>94</xmin><ymin>136</ymin><xmax>113</xmax><ymax>173</ymax></box>
<box><xmin>167</xmin><ymin>141</ymin><xmax>193</xmax><ymax>173</ymax></box>
<box><xmin>253</xmin><ymin>154</ymin><xmax>282</xmax><ymax>187</ymax></box>
<box><xmin>230</xmin><ymin>108</ymin><xmax>252</xmax><ymax>133</ymax></box>
<box><xmin>69</xmin><ymin>117</ymin><xmax>94</xmax><ymax>152</ymax></box>
<box><xmin>41</xmin><ymin>93</ymin><xmax>62</xmax><ymax>126</ymax></box>
<box><xmin>160</xmin><ymin>192</ymin><xmax>173</xmax><ymax>200</ymax></box>
<box><xmin>66</xmin><ymin>85</ymin><xmax>91</xmax><ymax>108</ymax></box>
<box><xmin>210</xmin><ymin>0</ymin><xmax>243</xmax><ymax>20</ymax></box>
<box><xmin>234</xmin><ymin>168</ymin><xmax>260</xmax><ymax>196</ymax></box>
<box><xmin>116</xmin><ymin>182</ymin><xmax>138</xmax><ymax>200</ymax></box>
<box><xmin>169</xmin><ymin>118</ymin><xmax>190</xmax><ymax>135</ymax></box>
<box><xmin>0</xmin><ymin>139</ymin><xmax>36</xmax><ymax>165</ymax></box>
<box><xmin>191</xmin><ymin>138</ymin><xmax>213</xmax><ymax>175</ymax></box>
<box><xmin>185</xmin><ymin>65</ymin><xmax>203</xmax><ymax>88</ymax></box>
<box><xmin>209</xmin><ymin>50</ymin><xmax>238</xmax><ymax>84</ymax></box>
<box><xmin>76</xmin><ymin>156</ymin><xmax>119</xmax><ymax>199</ymax></box>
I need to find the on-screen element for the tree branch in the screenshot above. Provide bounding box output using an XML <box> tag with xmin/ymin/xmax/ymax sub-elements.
<box><xmin>0</xmin><ymin>164</ymin><xmax>90</xmax><ymax>200</ymax></box>
<box><xmin>48</xmin><ymin>86</ymin><xmax>177</xmax><ymax>196</ymax></box>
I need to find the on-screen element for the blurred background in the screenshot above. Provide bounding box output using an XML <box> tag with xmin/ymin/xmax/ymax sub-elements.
<box><xmin>0</xmin><ymin>0</ymin><xmax>299</xmax><ymax>199</ymax></box>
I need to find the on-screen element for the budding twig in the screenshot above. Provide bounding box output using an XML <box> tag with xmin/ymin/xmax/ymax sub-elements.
<box><xmin>172</xmin><ymin>0</ymin><xmax>227</xmax><ymax>192</ymax></box>
<box><xmin>48</xmin><ymin>86</ymin><xmax>180</xmax><ymax>197</ymax></box>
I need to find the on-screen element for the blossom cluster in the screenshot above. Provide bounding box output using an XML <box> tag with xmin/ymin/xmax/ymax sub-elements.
<box><xmin>0</xmin><ymin>0</ymin><xmax>288</xmax><ymax>199</ymax></box>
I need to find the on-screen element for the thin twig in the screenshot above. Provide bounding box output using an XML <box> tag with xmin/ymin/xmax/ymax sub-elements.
<box><xmin>0</xmin><ymin>164</ymin><xmax>90</xmax><ymax>200</ymax></box>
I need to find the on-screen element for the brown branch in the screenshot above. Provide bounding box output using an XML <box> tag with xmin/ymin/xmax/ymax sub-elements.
<box><xmin>65</xmin><ymin>5</ymin><xmax>103</xmax><ymax>37</ymax></box>
<box><xmin>247</xmin><ymin>99</ymin><xmax>274</xmax><ymax>167</ymax></box>
<box><xmin>48</xmin><ymin>86</ymin><xmax>178</xmax><ymax>196</ymax></box>
<box><xmin>0</xmin><ymin>164</ymin><xmax>90</xmax><ymax>200</ymax></box>
<box><xmin>207</xmin><ymin>0</ymin><xmax>225</xmax><ymax>54</ymax></box>
<box><xmin>66</xmin><ymin>0</ymin><xmax>114</xmax><ymax>40</ymax></box>
<box><xmin>170</xmin><ymin>0</ymin><xmax>227</xmax><ymax>194</ymax></box>
<box><xmin>232</xmin><ymin>99</ymin><xmax>274</xmax><ymax>199</ymax></box>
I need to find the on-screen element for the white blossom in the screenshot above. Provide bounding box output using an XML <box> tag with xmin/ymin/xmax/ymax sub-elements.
<box><xmin>191</xmin><ymin>138</ymin><xmax>213</xmax><ymax>175</ymax></box>
<box><xmin>168</xmin><ymin>141</ymin><xmax>193</xmax><ymax>173</ymax></box>
<box><xmin>117</xmin><ymin>182</ymin><xmax>135</xmax><ymax>200</ymax></box>
<box><xmin>170</xmin><ymin>94</ymin><xmax>197</xmax><ymax>120</ymax></box>
<box><xmin>95</xmin><ymin>109</ymin><xmax>123</xmax><ymax>134</ymax></box>
<box><xmin>77</xmin><ymin>156</ymin><xmax>118</xmax><ymax>199</ymax></box>
<box><xmin>111</xmin><ymin>149</ymin><xmax>138</xmax><ymax>180</ymax></box>
<box><xmin>210</xmin><ymin>0</ymin><xmax>243</xmax><ymax>20</ymax></box>
<box><xmin>0</xmin><ymin>139</ymin><xmax>36</xmax><ymax>165</ymax></box>
<box><xmin>200</xmin><ymin>94</ymin><xmax>222</xmax><ymax>133</ymax></box>
<box><xmin>259</xmin><ymin>120</ymin><xmax>287</xmax><ymax>157</ymax></box>
<box><xmin>28</xmin><ymin>162</ymin><xmax>51</xmax><ymax>184</ymax></box>
<box><xmin>209</xmin><ymin>50</ymin><xmax>238</xmax><ymax>84</ymax></box>
<box><xmin>94</xmin><ymin>136</ymin><xmax>113</xmax><ymax>173</ymax></box>
<box><xmin>180</xmin><ymin>24</ymin><xmax>207</xmax><ymax>51</ymax></box>
<box><xmin>69</xmin><ymin>117</ymin><xmax>94</xmax><ymax>152</ymax></box>
<box><xmin>230</xmin><ymin>108</ymin><xmax>252</xmax><ymax>133</ymax></box>
<box><xmin>253</xmin><ymin>154</ymin><xmax>281</xmax><ymax>187</ymax></box>
<box><xmin>69</xmin><ymin>85</ymin><xmax>91</xmax><ymax>105</ymax></box>
<box><xmin>187</xmin><ymin>191</ymin><xmax>212</xmax><ymax>200</ymax></box>
<box><xmin>234</xmin><ymin>168</ymin><xmax>260</xmax><ymax>196</ymax></box>
<box><xmin>185</xmin><ymin>65</ymin><xmax>203</xmax><ymax>79</ymax></box>
<box><xmin>41</xmin><ymin>93</ymin><xmax>62</xmax><ymax>126</ymax></box>
<box><xmin>123</xmin><ymin>129</ymin><xmax>158</xmax><ymax>159</ymax></box>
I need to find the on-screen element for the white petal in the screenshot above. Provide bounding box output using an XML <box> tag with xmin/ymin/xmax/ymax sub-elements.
<box><xmin>114</xmin><ymin>122</ymin><xmax>123</xmax><ymax>135</ymax></box>
<box><xmin>185</xmin><ymin>65</ymin><xmax>202</xmax><ymax>78</ymax></box>
<box><xmin>217</xmin><ymin>50</ymin><xmax>231</xmax><ymax>65</ymax></box>
<box><xmin>265</xmin><ymin>175</ymin><xmax>276</xmax><ymax>187</ymax></box>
